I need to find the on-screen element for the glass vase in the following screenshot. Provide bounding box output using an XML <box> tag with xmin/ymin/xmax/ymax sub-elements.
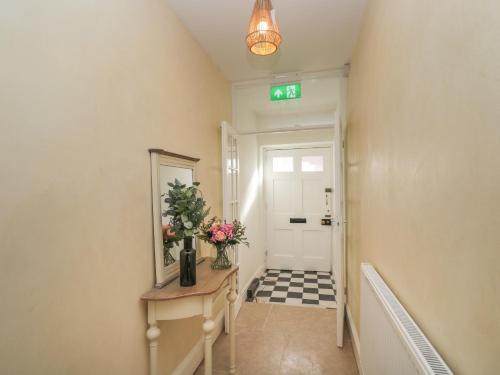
<box><xmin>211</xmin><ymin>246</ymin><xmax>232</xmax><ymax>270</ymax></box>
<box><xmin>180</xmin><ymin>236</ymin><xmax>196</xmax><ymax>286</ymax></box>
<box><xmin>163</xmin><ymin>243</ymin><xmax>175</xmax><ymax>266</ymax></box>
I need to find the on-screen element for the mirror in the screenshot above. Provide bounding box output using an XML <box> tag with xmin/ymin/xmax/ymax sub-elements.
<box><xmin>149</xmin><ymin>149</ymin><xmax>200</xmax><ymax>287</ymax></box>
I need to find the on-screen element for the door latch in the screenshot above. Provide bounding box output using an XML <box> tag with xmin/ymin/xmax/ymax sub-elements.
<box><xmin>321</xmin><ymin>218</ymin><xmax>332</xmax><ymax>226</ymax></box>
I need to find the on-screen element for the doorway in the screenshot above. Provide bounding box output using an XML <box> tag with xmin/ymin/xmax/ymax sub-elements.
<box><xmin>222</xmin><ymin>121</ymin><xmax>346</xmax><ymax>344</ymax></box>
<box><xmin>253</xmin><ymin>143</ymin><xmax>337</xmax><ymax>309</ymax></box>
<box><xmin>264</xmin><ymin>146</ymin><xmax>333</xmax><ymax>271</ymax></box>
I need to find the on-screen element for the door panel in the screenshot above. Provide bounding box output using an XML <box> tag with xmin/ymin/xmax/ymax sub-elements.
<box><xmin>302</xmin><ymin>230</ymin><xmax>329</xmax><ymax>257</ymax></box>
<box><xmin>302</xmin><ymin>179</ymin><xmax>325</xmax><ymax>213</ymax></box>
<box><xmin>273</xmin><ymin>179</ymin><xmax>295</xmax><ymax>212</ymax></box>
<box><xmin>270</xmin><ymin>228</ymin><xmax>296</xmax><ymax>269</ymax></box>
<box><xmin>266</xmin><ymin>147</ymin><xmax>332</xmax><ymax>272</ymax></box>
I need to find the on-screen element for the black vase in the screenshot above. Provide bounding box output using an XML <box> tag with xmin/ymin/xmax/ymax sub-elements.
<box><xmin>179</xmin><ymin>236</ymin><xmax>196</xmax><ymax>287</ymax></box>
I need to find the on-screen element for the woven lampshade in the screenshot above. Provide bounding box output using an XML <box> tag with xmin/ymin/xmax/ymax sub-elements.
<box><xmin>246</xmin><ymin>0</ymin><xmax>282</xmax><ymax>56</ymax></box>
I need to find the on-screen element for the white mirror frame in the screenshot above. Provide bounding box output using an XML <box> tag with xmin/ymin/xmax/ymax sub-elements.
<box><xmin>149</xmin><ymin>149</ymin><xmax>200</xmax><ymax>288</ymax></box>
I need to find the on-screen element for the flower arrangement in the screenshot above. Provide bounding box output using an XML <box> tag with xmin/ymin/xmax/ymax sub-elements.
<box><xmin>163</xmin><ymin>179</ymin><xmax>209</xmax><ymax>239</ymax></box>
<box><xmin>198</xmin><ymin>217</ymin><xmax>249</xmax><ymax>269</ymax></box>
<box><xmin>163</xmin><ymin>179</ymin><xmax>210</xmax><ymax>286</ymax></box>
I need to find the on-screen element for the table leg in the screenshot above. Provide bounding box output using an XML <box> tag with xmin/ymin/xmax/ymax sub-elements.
<box><xmin>227</xmin><ymin>273</ymin><xmax>237</xmax><ymax>374</ymax></box>
<box><xmin>146</xmin><ymin>302</ymin><xmax>160</xmax><ymax>375</ymax></box>
<box><xmin>203</xmin><ymin>296</ymin><xmax>214</xmax><ymax>375</ymax></box>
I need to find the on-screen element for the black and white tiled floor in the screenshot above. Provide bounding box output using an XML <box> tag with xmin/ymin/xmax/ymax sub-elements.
<box><xmin>255</xmin><ymin>269</ymin><xmax>336</xmax><ymax>309</ymax></box>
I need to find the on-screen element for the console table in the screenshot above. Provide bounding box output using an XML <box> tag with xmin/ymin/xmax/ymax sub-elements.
<box><xmin>141</xmin><ymin>259</ymin><xmax>238</xmax><ymax>375</ymax></box>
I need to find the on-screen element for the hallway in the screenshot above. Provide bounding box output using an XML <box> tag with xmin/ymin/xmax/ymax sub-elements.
<box><xmin>195</xmin><ymin>303</ymin><xmax>357</xmax><ymax>375</ymax></box>
<box><xmin>1</xmin><ymin>0</ymin><xmax>499</xmax><ymax>374</ymax></box>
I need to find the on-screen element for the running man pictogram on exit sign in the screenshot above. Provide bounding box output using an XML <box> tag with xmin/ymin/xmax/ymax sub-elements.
<box><xmin>270</xmin><ymin>83</ymin><xmax>302</xmax><ymax>101</ymax></box>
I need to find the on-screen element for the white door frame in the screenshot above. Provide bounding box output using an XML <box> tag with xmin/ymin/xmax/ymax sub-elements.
<box><xmin>221</xmin><ymin>121</ymin><xmax>242</xmax><ymax>328</ymax></box>
<box><xmin>260</xmin><ymin>141</ymin><xmax>335</xmax><ymax>272</ymax></box>
<box><xmin>335</xmin><ymin>73</ymin><xmax>348</xmax><ymax>348</ymax></box>
<box><xmin>333</xmin><ymin>119</ymin><xmax>345</xmax><ymax>347</ymax></box>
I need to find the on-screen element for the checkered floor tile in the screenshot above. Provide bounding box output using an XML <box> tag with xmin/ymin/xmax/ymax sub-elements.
<box><xmin>255</xmin><ymin>269</ymin><xmax>336</xmax><ymax>309</ymax></box>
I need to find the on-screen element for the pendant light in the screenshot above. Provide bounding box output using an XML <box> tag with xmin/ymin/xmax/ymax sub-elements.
<box><xmin>246</xmin><ymin>0</ymin><xmax>282</xmax><ymax>56</ymax></box>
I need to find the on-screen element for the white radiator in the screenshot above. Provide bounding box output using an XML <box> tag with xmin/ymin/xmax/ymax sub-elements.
<box><xmin>360</xmin><ymin>263</ymin><xmax>453</xmax><ymax>375</ymax></box>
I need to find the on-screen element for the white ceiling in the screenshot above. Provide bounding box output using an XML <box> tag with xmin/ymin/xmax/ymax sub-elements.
<box><xmin>166</xmin><ymin>0</ymin><xmax>367</xmax><ymax>82</ymax></box>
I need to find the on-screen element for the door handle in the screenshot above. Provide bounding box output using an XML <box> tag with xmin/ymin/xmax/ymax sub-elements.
<box><xmin>290</xmin><ymin>218</ymin><xmax>307</xmax><ymax>223</ymax></box>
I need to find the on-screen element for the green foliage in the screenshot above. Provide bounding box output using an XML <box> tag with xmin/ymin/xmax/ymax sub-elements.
<box><xmin>163</xmin><ymin>179</ymin><xmax>209</xmax><ymax>239</ymax></box>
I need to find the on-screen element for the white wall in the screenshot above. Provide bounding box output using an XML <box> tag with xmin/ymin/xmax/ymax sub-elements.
<box><xmin>258</xmin><ymin>129</ymin><xmax>334</xmax><ymax>147</ymax></box>
<box><xmin>237</xmin><ymin>134</ymin><xmax>266</xmax><ymax>290</ymax></box>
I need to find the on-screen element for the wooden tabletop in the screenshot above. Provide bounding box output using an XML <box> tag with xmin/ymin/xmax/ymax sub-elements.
<box><xmin>141</xmin><ymin>258</ymin><xmax>238</xmax><ymax>301</ymax></box>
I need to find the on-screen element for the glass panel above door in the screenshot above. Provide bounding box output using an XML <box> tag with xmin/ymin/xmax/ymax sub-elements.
<box><xmin>272</xmin><ymin>156</ymin><xmax>294</xmax><ymax>172</ymax></box>
<box><xmin>301</xmin><ymin>156</ymin><xmax>324</xmax><ymax>172</ymax></box>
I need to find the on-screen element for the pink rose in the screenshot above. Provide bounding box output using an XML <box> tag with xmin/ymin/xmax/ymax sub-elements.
<box><xmin>162</xmin><ymin>224</ymin><xmax>176</xmax><ymax>239</ymax></box>
<box><xmin>222</xmin><ymin>223</ymin><xmax>234</xmax><ymax>233</ymax></box>
<box><xmin>214</xmin><ymin>230</ymin><xmax>226</xmax><ymax>242</ymax></box>
<box><xmin>220</xmin><ymin>224</ymin><xmax>233</xmax><ymax>238</ymax></box>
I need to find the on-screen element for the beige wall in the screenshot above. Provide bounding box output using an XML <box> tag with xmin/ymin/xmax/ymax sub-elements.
<box><xmin>0</xmin><ymin>1</ymin><xmax>230</xmax><ymax>374</ymax></box>
<box><xmin>346</xmin><ymin>1</ymin><xmax>500</xmax><ymax>374</ymax></box>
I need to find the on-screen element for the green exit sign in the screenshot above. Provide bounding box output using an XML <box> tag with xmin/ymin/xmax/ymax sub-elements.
<box><xmin>270</xmin><ymin>83</ymin><xmax>301</xmax><ymax>101</ymax></box>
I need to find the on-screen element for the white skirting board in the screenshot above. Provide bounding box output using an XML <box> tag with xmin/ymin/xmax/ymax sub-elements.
<box><xmin>346</xmin><ymin>304</ymin><xmax>363</xmax><ymax>375</ymax></box>
<box><xmin>171</xmin><ymin>309</ymin><xmax>225</xmax><ymax>375</ymax></box>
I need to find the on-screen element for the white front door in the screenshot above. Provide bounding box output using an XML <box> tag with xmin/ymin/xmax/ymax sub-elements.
<box><xmin>265</xmin><ymin>147</ymin><xmax>333</xmax><ymax>272</ymax></box>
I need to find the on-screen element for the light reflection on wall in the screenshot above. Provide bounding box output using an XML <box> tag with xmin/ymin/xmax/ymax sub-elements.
<box><xmin>240</xmin><ymin>168</ymin><xmax>260</xmax><ymax>222</ymax></box>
